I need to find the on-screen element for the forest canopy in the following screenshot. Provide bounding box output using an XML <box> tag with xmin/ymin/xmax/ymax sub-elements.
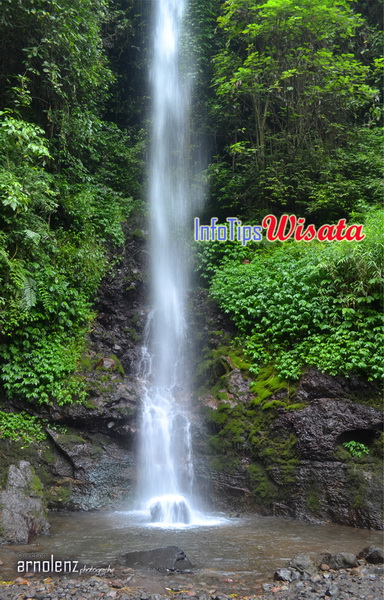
<box><xmin>0</xmin><ymin>0</ymin><xmax>382</xmax><ymax>413</ymax></box>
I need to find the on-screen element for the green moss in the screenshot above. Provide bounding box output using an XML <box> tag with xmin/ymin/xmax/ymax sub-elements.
<box><xmin>285</xmin><ymin>403</ymin><xmax>307</xmax><ymax>411</ymax></box>
<box><xmin>81</xmin><ymin>399</ymin><xmax>98</xmax><ymax>410</ymax></box>
<box><xmin>250</xmin><ymin>364</ymin><xmax>290</xmax><ymax>402</ymax></box>
<box><xmin>90</xmin><ymin>444</ymin><xmax>104</xmax><ymax>459</ymax></box>
<box><xmin>49</xmin><ymin>484</ymin><xmax>72</xmax><ymax>504</ymax></box>
<box><xmin>371</xmin><ymin>432</ymin><xmax>384</xmax><ymax>460</ymax></box>
<box><xmin>79</xmin><ymin>356</ymin><xmax>92</xmax><ymax>371</ymax></box>
<box><xmin>114</xmin><ymin>405</ymin><xmax>134</xmax><ymax>417</ymax></box>
<box><xmin>87</xmin><ymin>379</ymin><xmax>115</xmax><ymax>396</ymax></box>
<box><xmin>123</xmin><ymin>327</ymin><xmax>140</xmax><ymax>342</ymax></box>
<box><xmin>94</xmin><ymin>355</ymin><xmax>125</xmax><ymax>376</ymax></box>
<box><xmin>262</xmin><ymin>400</ymin><xmax>286</xmax><ymax>410</ymax></box>
<box><xmin>249</xmin><ymin>464</ymin><xmax>278</xmax><ymax>501</ymax></box>
<box><xmin>27</xmin><ymin>472</ymin><xmax>44</xmax><ymax>497</ymax></box>
<box><xmin>195</xmin><ymin>342</ymin><xmax>253</xmax><ymax>394</ymax></box>
<box><xmin>210</xmin><ymin>455</ymin><xmax>239</xmax><ymax>474</ymax></box>
<box><xmin>346</xmin><ymin>464</ymin><xmax>370</xmax><ymax>510</ymax></box>
<box><xmin>307</xmin><ymin>486</ymin><xmax>321</xmax><ymax>513</ymax></box>
<box><xmin>110</xmin><ymin>355</ymin><xmax>125</xmax><ymax>376</ymax></box>
<box><xmin>57</xmin><ymin>432</ymin><xmax>86</xmax><ymax>445</ymax></box>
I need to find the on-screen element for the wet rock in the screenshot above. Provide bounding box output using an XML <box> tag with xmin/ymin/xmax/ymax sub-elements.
<box><xmin>278</xmin><ymin>398</ymin><xmax>382</xmax><ymax>462</ymax></box>
<box><xmin>289</xmin><ymin>554</ymin><xmax>318</xmax><ymax>576</ymax></box>
<box><xmin>325</xmin><ymin>583</ymin><xmax>339</xmax><ymax>597</ymax></box>
<box><xmin>0</xmin><ymin>461</ymin><xmax>49</xmax><ymax>543</ymax></box>
<box><xmin>321</xmin><ymin>552</ymin><xmax>358</xmax><ymax>570</ymax></box>
<box><xmin>149</xmin><ymin>497</ymin><xmax>191</xmax><ymax>524</ymax></box>
<box><xmin>226</xmin><ymin>369</ymin><xmax>254</xmax><ymax>403</ymax></box>
<box><xmin>120</xmin><ymin>546</ymin><xmax>193</xmax><ymax>572</ymax></box>
<box><xmin>357</xmin><ymin>546</ymin><xmax>384</xmax><ymax>564</ymax></box>
<box><xmin>44</xmin><ymin>429</ymin><xmax>136</xmax><ymax>511</ymax></box>
<box><xmin>274</xmin><ymin>568</ymin><xmax>293</xmax><ymax>582</ymax></box>
<box><xmin>295</xmin><ymin>368</ymin><xmax>379</xmax><ymax>403</ymax></box>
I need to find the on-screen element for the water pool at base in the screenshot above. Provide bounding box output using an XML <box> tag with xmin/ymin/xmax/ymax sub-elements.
<box><xmin>1</xmin><ymin>510</ymin><xmax>382</xmax><ymax>581</ymax></box>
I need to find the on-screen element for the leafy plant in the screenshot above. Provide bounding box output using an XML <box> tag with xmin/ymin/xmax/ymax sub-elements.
<box><xmin>0</xmin><ymin>411</ymin><xmax>46</xmax><ymax>445</ymax></box>
<box><xmin>205</xmin><ymin>208</ymin><xmax>383</xmax><ymax>381</ymax></box>
<box><xmin>343</xmin><ymin>440</ymin><xmax>370</xmax><ymax>458</ymax></box>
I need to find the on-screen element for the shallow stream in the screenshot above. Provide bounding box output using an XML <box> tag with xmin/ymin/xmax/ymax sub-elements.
<box><xmin>1</xmin><ymin>510</ymin><xmax>382</xmax><ymax>586</ymax></box>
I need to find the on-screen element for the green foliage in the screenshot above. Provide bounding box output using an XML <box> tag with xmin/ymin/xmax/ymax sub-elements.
<box><xmin>194</xmin><ymin>227</ymin><xmax>263</xmax><ymax>280</ymax></box>
<box><xmin>208</xmin><ymin>209</ymin><xmax>383</xmax><ymax>381</ymax></box>
<box><xmin>0</xmin><ymin>0</ymin><xmax>113</xmax><ymax>113</ymax></box>
<box><xmin>207</xmin><ymin>0</ymin><xmax>382</xmax><ymax>218</ymax></box>
<box><xmin>0</xmin><ymin>411</ymin><xmax>46</xmax><ymax>445</ymax></box>
<box><xmin>0</xmin><ymin>0</ymin><xmax>142</xmax><ymax>408</ymax></box>
<box><xmin>343</xmin><ymin>440</ymin><xmax>370</xmax><ymax>458</ymax></box>
<box><xmin>0</xmin><ymin>333</ymin><xmax>87</xmax><ymax>405</ymax></box>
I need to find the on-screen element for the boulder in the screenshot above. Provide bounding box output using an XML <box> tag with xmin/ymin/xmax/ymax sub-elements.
<box><xmin>320</xmin><ymin>552</ymin><xmax>358</xmax><ymax>570</ymax></box>
<box><xmin>357</xmin><ymin>546</ymin><xmax>384</xmax><ymax>564</ymax></box>
<box><xmin>0</xmin><ymin>460</ymin><xmax>49</xmax><ymax>543</ymax></box>
<box><xmin>120</xmin><ymin>546</ymin><xmax>193</xmax><ymax>571</ymax></box>
<box><xmin>289</xmin><ymin>553</ymin><xmax>318</xmax><ymax>576</ymax></box>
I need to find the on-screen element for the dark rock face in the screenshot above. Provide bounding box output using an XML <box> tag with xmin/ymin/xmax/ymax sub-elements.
<box><xmin>42</xmin><ymin>376</ymin><xmax>143</xmax><ymax>438</ymax></box>
<box><xmin>193</xmin><ymin>361</ymin><xmax>383</xmax><ymax>528</ymax></box>
<box><xmin>120</xmin><ymin>546</ymin><xmax>193</xmax><ymax>571</ymax></box>
<box><xmin>89</xmin><ymin>220</ymin><xmax>149</xmax><ymax>376</ymax></box>
<box><xmin>44</xmin><ymin>430</ymin><xmax>136</xmax><ymax>511</ymax></box>
<box><xmin>0</xmin><ymin>461</ymin><xmax>49</xmax><ymax>544</ymax></box>
<box><xmin>276</xmin><ymin>397</ymin><xmax>382</xmax><ymax>461</ymax></box>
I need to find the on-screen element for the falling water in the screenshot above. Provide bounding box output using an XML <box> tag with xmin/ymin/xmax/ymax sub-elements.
<box><xmin>137</xmin><ymin>0</ymin><xmax>197</xmax><ymax>525</ymax></box>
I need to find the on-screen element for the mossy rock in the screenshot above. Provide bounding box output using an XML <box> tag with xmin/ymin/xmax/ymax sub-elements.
<box><xmin>249</xmin><ymin>463</ymin><xmax>279</xmax><ymax>501</ymax></box>
<box><xmin>28</xmin><ymin>473</ymin><xmax>44</xmax><ymax>497</ymax></box>
<box><xmin>55</xmin><ymin>432</ymin><xmax>87</xmax><ymax>445</ymax></box>
<box><xmin>250</xmin><ymin>364</ymin><xmax>291</xmax><ymax>402</ymax></box>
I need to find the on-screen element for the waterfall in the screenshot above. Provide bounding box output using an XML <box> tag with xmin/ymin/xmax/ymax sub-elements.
<box><xmin>137</xmin><ymin>0</ymin><xmax>196</xmax><ymax>525</ymax></box>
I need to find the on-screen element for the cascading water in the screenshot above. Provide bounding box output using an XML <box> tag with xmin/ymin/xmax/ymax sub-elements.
<box><xmin>137</xmin><ymin>0</ymin><xmax>197</xmax><ymax>526</ymax></box>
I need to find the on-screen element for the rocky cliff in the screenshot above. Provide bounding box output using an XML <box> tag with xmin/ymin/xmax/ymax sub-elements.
<box><xmin>190</xmin><ymin>292</ymin><xmax>383</xmax><ymax>529</ymax></box>
<box><xmin>0</xmin><ymin>223</ymin><xmax>382</xmax><ymax>541</ymax></box>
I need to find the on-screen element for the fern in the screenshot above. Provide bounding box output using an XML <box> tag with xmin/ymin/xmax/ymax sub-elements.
<box><xmin>9</xmin><ymin>259</ymin><xmax>28</xmax><ymax>289</ymax></box>
<box><xmin>21</xmin><ymin>275</ymin><xmax>37</xmax><ymax>310</ymax></box>
<box><xmin>8</xmin><ymin>261</ymin><xmax>37</xmax><ymax>310</ymax></box>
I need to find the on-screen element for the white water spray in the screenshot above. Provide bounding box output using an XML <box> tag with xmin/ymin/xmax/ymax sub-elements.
<box><xmin>137</xmin><ymin>0</ymin><xmax>197</xmax><ymax>526</ymax></box>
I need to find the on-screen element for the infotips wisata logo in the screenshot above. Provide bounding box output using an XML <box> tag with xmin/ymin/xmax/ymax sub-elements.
<box><xmin>194</xmin><ymin>214</ymin><xmax>365</xmax><ymax>246</ymax></box>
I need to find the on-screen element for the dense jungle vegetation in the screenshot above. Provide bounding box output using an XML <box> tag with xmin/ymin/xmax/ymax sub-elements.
<box><xmin>0</xmin><ymin>0</ymin><xmax>382</xmax><ymax>440</ymax></box>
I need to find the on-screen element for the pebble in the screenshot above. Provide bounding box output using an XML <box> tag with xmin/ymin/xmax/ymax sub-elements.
<box><xmin>0</xmin><ymin>559</ymin><xmax>383</xmax><ymax>600</ymax></box>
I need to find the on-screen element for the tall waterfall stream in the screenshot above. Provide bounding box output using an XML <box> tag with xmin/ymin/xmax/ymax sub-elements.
<box><xmin>137</xmin><ymin>0</ymin><xmax>198</xmax><ymax>524</ymax></box>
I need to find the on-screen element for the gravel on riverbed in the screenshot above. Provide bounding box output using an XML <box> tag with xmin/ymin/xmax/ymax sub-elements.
<box><xmin>0</xmin><ymin>562</ymin><xmax>383</xmax><ymax>600</ymax></box>
<box><xmin>1</xmin><ymin>547</ymin><xmax>383</xmax><ymax>600</ymax></box>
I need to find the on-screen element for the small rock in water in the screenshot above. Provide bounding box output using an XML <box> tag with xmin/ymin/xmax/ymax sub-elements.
<box><xmin>274</xmin><ymin>568</ymin><xmax>292</xmax><ymax>582</ymax></box>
